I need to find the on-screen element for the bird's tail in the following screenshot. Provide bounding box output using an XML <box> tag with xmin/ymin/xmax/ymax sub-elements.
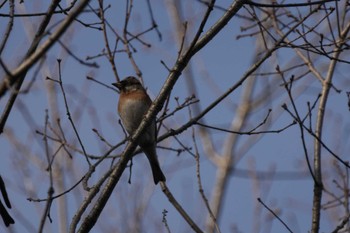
<box><xmin>143</xmin><ymin>146</ymin><xmax>166</xmax><ymax>184</ymax></box>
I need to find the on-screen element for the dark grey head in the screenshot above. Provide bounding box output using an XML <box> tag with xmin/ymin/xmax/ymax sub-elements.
<box><xmin>112</xmin><ymin>76</ymin><xmax>142</xmax><ymax>91</ymax></box>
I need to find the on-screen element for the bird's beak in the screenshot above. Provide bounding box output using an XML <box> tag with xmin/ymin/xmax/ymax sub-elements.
<box><xmin>112</xmin><ymin>82</ymin><xmax>121</xmax><ymax>89</ymax></box>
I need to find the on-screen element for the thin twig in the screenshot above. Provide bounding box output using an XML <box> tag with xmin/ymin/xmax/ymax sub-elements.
<box><xmin>191</xmin><ymin>121</ymin><xmax>221</xmax><ymax>233</ymax></box>
<box><xmin>55</xmin><ymin>59</ymin><xmax>91</xmax><ymax>166</ymax></box>
<box><xmin>257</xmin><ymin>198</ymin><xmax>293</xmax><ymax>233</ymax></box>
<box><xmin>247</xmin><ymin>0</ymin><xmax>338</xmax><ymax>8</ymax></box>
<box><xmin>278</xmin><ymin>69</ymin><xmax>317</xmax><ymax>184</ymax></box>
<box><xmin>0</xmin><ymin>0</ymin><xmax>14</xmax><ymax>55</ymax></box>
<box><xmin>38</xmin><ymin>110</ymin><xmax>55</xmax><ymax>232</ymax></box>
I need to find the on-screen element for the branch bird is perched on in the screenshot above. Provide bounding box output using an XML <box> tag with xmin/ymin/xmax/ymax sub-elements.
<box><xmin>112</xmin><ymin>76</ymin><xmax>166</xmax><ymax>184</ymax></box>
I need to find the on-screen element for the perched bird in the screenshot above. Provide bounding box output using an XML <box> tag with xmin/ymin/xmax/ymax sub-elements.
<box><xmin>0</xmin><ymin>176</ymin><xmax>14</xmax><ymax>227</ymax></box>
<box><xmin>112</xmin><ymin>76</ymin><xmax>166</xmax><ymax>184</ymax></box>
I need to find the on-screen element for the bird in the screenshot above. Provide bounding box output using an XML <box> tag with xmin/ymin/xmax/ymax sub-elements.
<box><xmin>0</xmin><ymin>175</ymin><xmax>14</xmax><ymax>227</ymax></box>
<box><xmin>112</xmin><ymin>76</ymin><xmax>166</xmax><ymax>184</ymax></box>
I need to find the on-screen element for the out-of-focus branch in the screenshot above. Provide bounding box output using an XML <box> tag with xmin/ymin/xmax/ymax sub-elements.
<box><xmin>206</xmin><ymin>6</ymin><xmax>324</xmax><ymax>233</ymax></box>
<box><xmin>165</xmin><ymin>0</ymin><xmax>221</xmax><ymax>166</ymax></box>
<box><xmin>207</xmin><ymin>66</ymin><xmax>255</xmax><ymax>233</ymax></box>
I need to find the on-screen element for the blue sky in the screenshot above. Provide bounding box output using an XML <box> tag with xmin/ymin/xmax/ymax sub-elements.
<box><xmin>1</xmin><ymin>0</ymin><xmax>349</xmax><ymax>232</ymax></box>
